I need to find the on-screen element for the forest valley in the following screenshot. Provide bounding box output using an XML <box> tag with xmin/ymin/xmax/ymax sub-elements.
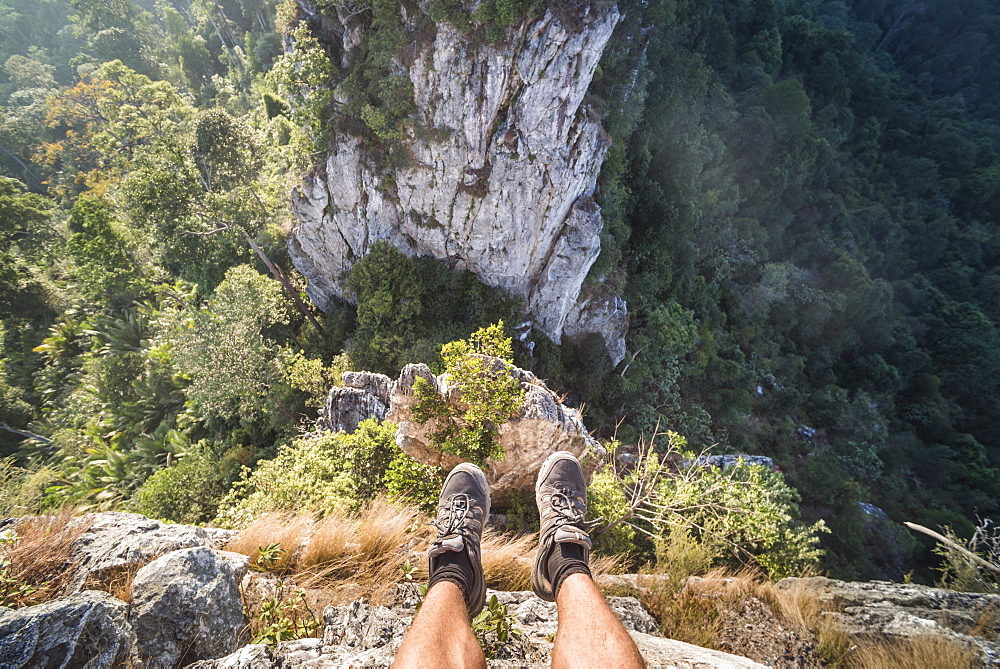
<box><xmin>0</xmin><ymin>0</ymin><xmax>999</xmax><ymax>586</ymax></box>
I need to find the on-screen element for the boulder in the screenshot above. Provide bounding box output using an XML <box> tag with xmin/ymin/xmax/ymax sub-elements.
<box><xmin>128</xmin><ymin>547</ymin><xmax>249</xmax><ymax>668</ymax></box>
<box><xmin>66</xmin><ymin>511</ymin><xmax>236</xmax><ymax>593</ymax></box>
<box><xmin>0</xmin><ymin>590</ymin><xmax>135</xmax><ymax>668</ymax></box>
<box><xmin>322</xmin><ymin>364</ymin><xmax>605</xmax><ymax>496</ymax></box>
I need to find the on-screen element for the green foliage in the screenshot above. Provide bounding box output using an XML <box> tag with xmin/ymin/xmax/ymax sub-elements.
<box><xmin>266</xmin><ymin>4</ymin><xmax>334</xmax><ymax>154</ymax></box>
<box><xmin>255</xmin><ymin>543</ymin><xmax>286</xmax><ymax>572</ymax></box>
<box><xmin>251</xmin><ymin>581</ymin><xmax>321</xmax><ymax>645</ymax></box>
<box><xmin>130</xmin><ymin>447</ymin><xmax>233</xmax><ymax>525</ymax></box>
<box><xmin>171</xmin><ymin>265</ymin><xmax>292</xmax><ymax>421</ymax></box>
<box><xmin>215</xmin><ymin>419</ymin><xmax>428</xmax><ymax>527</ymax></box>
<box><xmin>345</xmin><ymin>241</ymin><xmax>520</xmax><ymax>375</ymax></box>
<box><xmin>591</xmin><ymin>431</ymin><xmax>826</xmax><ymax>579</ymax></box>
<box><xmin>64</xmin><ymin>198</ymin><xmax>148</xmax><ymax>303</ymax></box>
<box><xmin>412</xmin><ymin>322</ymin><xmax>524</xmax><ymax>466</ymax></box>
<box><xmin>472</xmin><ymin>594</ymin><xmax>522</xmax><ymax>658</ymax></box>
<box><xmin>384</xmin><ymin>448</ymin><xmax>444</xmax><ymax>512</ymax></box>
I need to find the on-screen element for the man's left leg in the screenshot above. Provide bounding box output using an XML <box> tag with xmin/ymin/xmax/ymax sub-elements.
<box><xmin>392</xmin><ymin>463</ymin><xmax>491</xmax><ymax>669</ymax></box>
<box><xmin>393</xmin><ymin>581</ymin><xmax>485</xmax><ymax>669</ymax></box>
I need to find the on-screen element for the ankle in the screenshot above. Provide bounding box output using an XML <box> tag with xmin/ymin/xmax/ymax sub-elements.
<box><xmin>547</xmin><ymin>542</ymin><xmax>591</xmax><ymax>597</ymax></box>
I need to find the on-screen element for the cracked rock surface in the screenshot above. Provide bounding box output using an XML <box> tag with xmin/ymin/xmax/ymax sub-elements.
<box><xmin>289</xmin><ymin>1</ymin><xmax>627</xmax><ymax>363</ymax></box>
<box><xmin>193</xmin><ymin>589</ymin><xmax>767</xmax><ymax>668</ymax></box>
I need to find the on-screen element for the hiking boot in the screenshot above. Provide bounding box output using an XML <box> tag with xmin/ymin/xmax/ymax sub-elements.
<box><xmin>531</xmin><ymin>451</ymin><xmax>595</xmax><ymax>601</ymax></box>
<box><xmin>427</xmin><ymin>462</ymin><xmax>490</xmax><ymax>618</ymax></box>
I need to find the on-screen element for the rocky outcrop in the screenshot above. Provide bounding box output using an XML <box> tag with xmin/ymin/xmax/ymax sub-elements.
<box><xmin>66</xmin><ymin>511</ymin><xmax>236</xmax><ymax>593</ymax></box>
<box><xmin>194</xmin><ymin>590</ymin><xmax>767</xmax><ymax>668</ymax></box>
<box><xmin>776</xmin><ymin>576</ymin><xmax>1000</xmax><ymax>664</ymax></box>
<box><xmin>288</xmin><ymin>1</ymin><xmax>628</xmax><ymax>363</ymax></box>
<box><xmin>0</xmin><ymin>590</ymin><xmax>136</xmax><ymax>668</ymax></box>
<box><xmin>320</xmin><ymin>363</ymin><xmax>606</xmax><ymax>495</ymax></box>
<box><xmin>128</xmin><ymin>547</ymin><xmax>249</xmax><ymax>668</ymax></box>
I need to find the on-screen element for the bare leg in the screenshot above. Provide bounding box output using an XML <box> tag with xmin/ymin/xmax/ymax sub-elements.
<box><xmin>552</xmin><ymin>573</ymin><xmax>645</xmax><ymax>669</ymax></box>
<box><xmin>392</xmin><ymin>581</ymin><xmax>486</xmax><ymax>669</ymax></box>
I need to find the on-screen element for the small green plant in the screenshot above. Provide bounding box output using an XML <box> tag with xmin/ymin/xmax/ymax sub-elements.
<box><xmin>472</xmin><ymin>594</ymin><xmax>522</xmax><ymax>658</ymax></box>
<box><xmin>398</xmin><ymin>559</ymin><xmax>428</xmax><ymax>603</ymax></box>
<box><xmin>255</xmin><ymin>543</ymin><xmax>286</xmax><ymax>571</ymax></box>
<box><xmin>251</xmin><ymin>581</ymin><xmax>321</xmax><ymax>645</ymax></box>
<box><xmin>412</xmin><ymin>322</ymin><xmax>525</xmax><ymax>466</ymax></box>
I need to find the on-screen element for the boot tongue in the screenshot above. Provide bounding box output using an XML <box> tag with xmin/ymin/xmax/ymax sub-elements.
<box><xmin>429</xmin><ymin>534</ymin><xmax>465</xmax><ymax>557</ymax></box>
<box><xmin>554</xmin><ymin>526</ymin><xmax>592</xmax><ymax>549</ymax></box>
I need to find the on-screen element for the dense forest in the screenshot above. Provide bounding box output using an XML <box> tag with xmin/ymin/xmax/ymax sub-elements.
<box><xmin>0</xmin><ymin>0</ymin><xmax>998</xmax><ymax>582</ymax></box>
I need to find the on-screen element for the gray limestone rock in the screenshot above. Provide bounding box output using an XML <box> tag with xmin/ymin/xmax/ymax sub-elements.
<box><xmin>320</xmin><ymin>364</ymin><xmax>605</xmax><ymax>496</ymax></box>
<box><xmin>0</xmin><ymin>590</ymin><xmax>135</xmax><ymax>668</ymax></box>
<box><xmin>128</xmin><ymin>547</ymin><xmax>249</xmax><ymax>668</ymax></box>
<box><xmin>288</xmin><ymin>2</ymin><xmax>627</xmax><ymax>363</ymax></box>
<box><xmin>320</xmin><ymin>386</ymin><xmax>389</xmax><ymax>432</ymax></box>
<box><xmin>776</xmin><ymin>576</ymin><xmax>1000</xmax><ymax>664</ymax></box>
<box><xmin>194</xmin><ymin>589</ymin><xmax>764</xmax><ymax>668</ymax></box>
<box><xmin>66</xmin><ymin>511</ymin><xmax>236</xmax><ymax>593</ymax></box>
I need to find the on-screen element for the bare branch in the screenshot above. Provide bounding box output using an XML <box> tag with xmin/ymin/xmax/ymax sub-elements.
<box><xmin>905</xmin><ymin>522</ymin><xmax>1000</xmax><ymax>575</ymax></box>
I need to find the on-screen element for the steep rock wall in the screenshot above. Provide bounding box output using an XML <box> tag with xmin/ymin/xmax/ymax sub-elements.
<box><xmin>289</xmin><ymin>2</ymin><xmax>627</xmax><ymax>363</ymax></box>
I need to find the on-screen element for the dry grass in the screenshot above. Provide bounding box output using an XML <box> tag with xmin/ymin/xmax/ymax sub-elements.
<box><xmin>848</xmin><ymin>634</ymin><xmax>981</xmax><ymax>669</ymax></box>
<box><xmin>2</xmin><ymin>507</ymin><xmax>90</xmax><ymax>607</ymax></box>
<box><xmin>480</xmin><ymin>529</ymin><xmax>535</xmax><ymax>591</ymax></box>
<box><xmin>225</xmin><ymin>513</ymin><xmax>313</xmax><ymax>572</ymax></box>
<box><xmin>225</xmin><ymin>497</ymin><xmax>431</xmax><ymax>605</ymax></box>
<box><xmin>82</xmin><ymin>558</ymin><xmax>155</xmax><ymax>604</ymax></box>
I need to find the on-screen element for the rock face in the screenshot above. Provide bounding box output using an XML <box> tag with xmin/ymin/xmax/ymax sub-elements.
<box><xmin>288</xmin><ymin>1</ymin><xmax>628</xmax><ymax>363</ymax></box>
<box><xmin>66</xmin><ymin>511</ymin><xmax>236</xmax><ymax>593</ymax></box>
<box><xmin>0</xmin><ymin>590</ymin><xmax>135</xmax><ymax>668</ymax></box>
<box><xmin>194</xmin><ymin>589</ymin><xmax>767</xmax><ymax>668</ymax></box>
<box><xmin>776</xmin><ymin>576</ymin><xmax>1000</xmax><ymax>664</ymax></box>
<box><xmin>321</xmin><ymin>363</ymin><xmax>606</xmax><ymax>495</ymax></box>
<box><xmin>128</xmin><ymin>547</ymin><xmax>249</xmax><ymax>668</ymax></box>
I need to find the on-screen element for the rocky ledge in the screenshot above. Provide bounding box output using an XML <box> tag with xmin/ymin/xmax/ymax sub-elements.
<box><xmin>289</xmin><ymin>0</ymin><xmax>628</xmax><ymax>363</ymax></box>
<box><xmin>321</xmin><ymin>362</ymin><xmax>606</xmax><ymax>496</ymax></box>
<box><xmin>0</xmin><ymin>512</ymin><xmax>765</xmax><ymax>668</ymax></box>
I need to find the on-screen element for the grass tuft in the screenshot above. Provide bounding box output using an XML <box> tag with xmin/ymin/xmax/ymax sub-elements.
<box><xmin>3</xmin><ymin>507</ymin><xmax>90</xmax><ymax>607</ymax></box>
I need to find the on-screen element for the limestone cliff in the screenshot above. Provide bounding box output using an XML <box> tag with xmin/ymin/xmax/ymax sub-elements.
<box><xmin>288</xmin><ymin>1</ymin><xmax>627</xmax><ymax>363</ymax></box>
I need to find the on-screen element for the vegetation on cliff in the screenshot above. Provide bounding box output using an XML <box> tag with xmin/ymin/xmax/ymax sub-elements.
<box><xmin>0</xmin><ymin>0</ymin><xmax>998</xmax><ymax>584</ymax></box>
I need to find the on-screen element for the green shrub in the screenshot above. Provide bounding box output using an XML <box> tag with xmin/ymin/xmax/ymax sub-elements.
<box><xmin>588</xmin><ymin>454</ymin><xmax>638</xmax><ymax>556</ymax></box>
<box><xmin>412</xmin><ymin>322</ymin><xmax>525</xmax><ymax>466</ymax></box>
<box><xmin>130</xmin><ymin>448</ymin><xmax>231</xmax><ymax>524</ymax></box>
<box><xmin>384</xmin><ymin>449</ymin><xmax>444</xmax><ymax>512</ymax></box>
<box><xmin>590</xmin><ymin>432</ymin><xmax>827</xmax><ymax>578</ymax></box>
<box><xmin>214</xmin><ymin>419</ymin><xmax>443</xmax><ymax>527</ymax></box>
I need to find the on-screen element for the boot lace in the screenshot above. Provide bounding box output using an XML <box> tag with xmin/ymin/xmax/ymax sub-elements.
<box><xmin>432</xmin><ymin>493</ymin><xmax>478</xmax><ymax>540</ymax></box>
<box><xmin>548</xmin><ymin>488</ymin><xmax>602</xmax><ymax>531</ymax></box>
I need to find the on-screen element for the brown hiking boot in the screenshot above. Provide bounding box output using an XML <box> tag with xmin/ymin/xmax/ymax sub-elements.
<box><xmin>427</xmin><ymin>462</ymin><xmax>490</xmax><ymax>617</ymax></box>
<box><xmin>531</xmin><ymin>451</ymin><xmax>595</xmax><ymax>601</ymax></box>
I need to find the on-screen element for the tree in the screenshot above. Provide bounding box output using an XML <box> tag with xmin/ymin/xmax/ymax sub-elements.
<box><xmin>64</xmin><ymin>198</ymin><xmax>148</xmax><ymax>303</ymax></box>
<box><xmin>170</xmin><ymin>264</ymin><xmax>294</xmax><ymax>422</ymax></box>
<box><xmin>412</xmin><ymin>322</ymin><xmax>525</xmax><ymax>466</ymax></box>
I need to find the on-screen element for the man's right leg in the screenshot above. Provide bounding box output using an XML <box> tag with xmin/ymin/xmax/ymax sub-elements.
<box><xmin>532</xmin><ymin>451</ymin><xmax>645</xmax><ymax>669</ymax></box>
<box><xmin>392</xmin><ymin>463</ymin><xmax>491</xmax><ymax>669</ymax></box>
<box><xmin>552</xmin><ymin>572</ymin><xmax>645</xmax><ymax>668</ymax></box>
